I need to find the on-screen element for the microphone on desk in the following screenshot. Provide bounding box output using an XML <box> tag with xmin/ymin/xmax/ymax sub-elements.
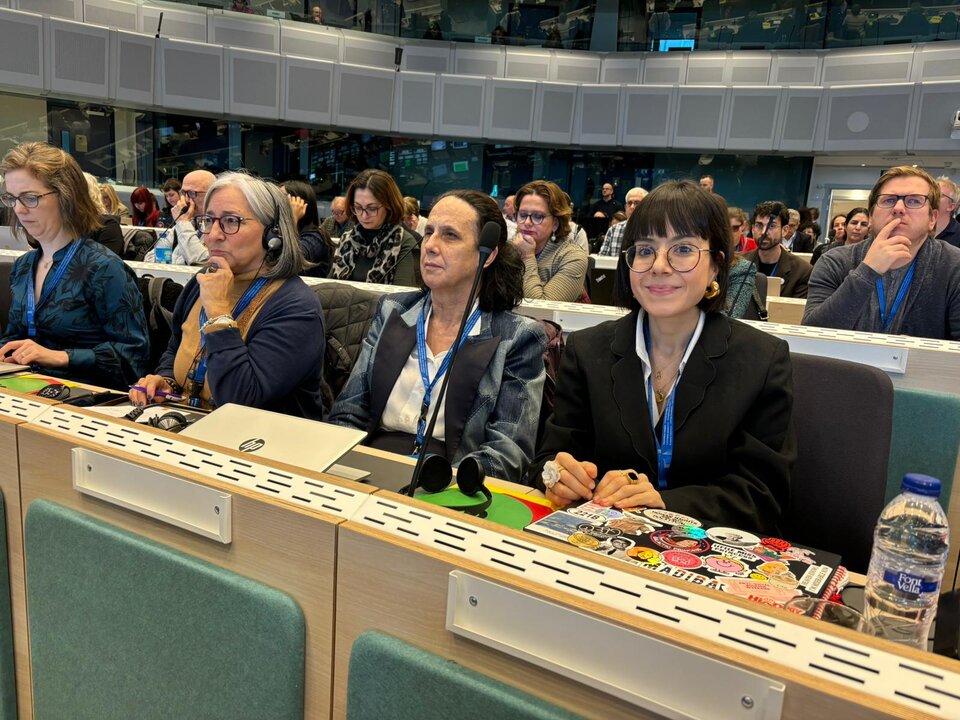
<box><xmin>404</xmin><ymin>220</ymin><xmax>501</xmax><ymax>500</ymax></box>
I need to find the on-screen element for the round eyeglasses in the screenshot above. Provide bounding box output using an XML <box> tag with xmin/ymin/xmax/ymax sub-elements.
<box><xmin>195</xmin><ymin>215</ymin><xmax>249</xmax><ymax>235</ymax></box>
<box><xmin>0</xmin><ymin>190</ymin><xmax>58</xmax><ymax>208</ymax></box>
<box><xmin>875</xmin><ymin>194</ymin><xmax>929</xmax><ymax>209</ymax></box>
<box><xmin>624</xmin><ymin>243</ymin><xmax>710</xmax><ymax>273</ymax></box>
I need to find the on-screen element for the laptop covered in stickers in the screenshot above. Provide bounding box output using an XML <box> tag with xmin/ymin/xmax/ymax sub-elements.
<box><xmin>524</xmin><ymin>502</ymin><xmax>844</xmax><ymax>608</ymax></box>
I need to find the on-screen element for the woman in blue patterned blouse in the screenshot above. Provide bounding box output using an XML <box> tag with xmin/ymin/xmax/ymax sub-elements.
<box><xmin>0</xmin><ymin>142</ymin><xmax>149</xmax><ymax>389</ymax></box>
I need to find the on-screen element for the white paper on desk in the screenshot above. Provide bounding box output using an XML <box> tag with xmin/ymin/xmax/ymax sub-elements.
<box><xmin>82</xmin><ymin>403</ymin><xmax>181</xmax><ymax>424</ymax></box>
<box><xmin>0</xmin><ymin>364</ymin><xmax>31</xmax><ymax>376</ymax></box>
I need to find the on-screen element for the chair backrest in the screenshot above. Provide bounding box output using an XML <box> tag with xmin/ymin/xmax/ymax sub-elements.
<box><xmin>785</xmin><ymin>353</ymin><xmax>894</xmax><ymax>573</ymax></box>
<box><xmin>136</xmin><ymin>276</ymin><xmax>184</xmax><ymax>372</ymax></box>
<box><xmin>347</xmin><ymin>631</ymin><xmax>585</xmax><ymax>720</ymax></box>
<box><xmin>312</xmin><ymin>282</ymin><xmax>380</xmax><ymax>406</ymax></box>
<box><xmin>886</xmin><ymin>387</ymin><xmax>960</xmax><ymax>511</ymax></box>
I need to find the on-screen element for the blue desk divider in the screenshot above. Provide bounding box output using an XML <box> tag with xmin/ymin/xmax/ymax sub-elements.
<box><xmin>25</xmin><ymin>500</ymin><xmax>304</xmax><ymax>720</ymax></box>
<box><xmin>347</xmin><ymin>631</ymin><xmax>586</xmax><ymax>720</ymax></box>
<box><xmin>887</xmin><ymin>388</ymin><xmax>960</xmax><ymax>509</ymax></box>
<box><xmin>0</xmin><ymin>490</ymin><xmax>16</xmax><ymax>719</ymax></box>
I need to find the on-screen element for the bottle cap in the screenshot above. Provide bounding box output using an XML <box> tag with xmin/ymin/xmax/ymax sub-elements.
<box><xmin>901</xmin><ymin>473</ymin><xmax>941</xmax><ymax>497</ymax></box>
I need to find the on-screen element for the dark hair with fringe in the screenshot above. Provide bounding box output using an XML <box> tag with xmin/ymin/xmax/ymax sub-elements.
<box><xmin>614</xmin><ymin>180</ymin><xmax>731</xmax><ymax>314</ymax></box>
<box><xmin>420</xmin><ymin>189</ymin><xmax>524</xmax><ymax>313</ymax></box>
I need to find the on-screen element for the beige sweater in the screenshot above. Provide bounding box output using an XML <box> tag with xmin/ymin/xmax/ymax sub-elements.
<box><xmin>522</xmin><ymin>239</ymin><xmax>589</xmax><ymax>302</ymax></box>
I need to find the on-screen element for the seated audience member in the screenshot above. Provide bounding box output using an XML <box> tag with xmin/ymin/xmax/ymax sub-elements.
<box><xmin>531</xmin><ymin>180</ymin><xmax>793</xmax><ymax>534</ymax></box>
<box><xmin>329</xmin><ymin>190</ymin><xmax>547</xmax><ymax>480</ymax></box>
<box><xmin>100</xmin><ymin>183</ymin><xmax>131</xmax><ymax>223</ymax></box>
<box><xmin>144</xmin><ymin>170</ymin><xmax>215</xmax><ymax>265</ymax></box>
<box><xmin>590</xmin><ymin>182</ymin><xmax>623</xmax><ymax>219</ymax></box>
<box><xmin>282</xmin><ymin>180</ymin><xmax>334</xmax><ymax>277</ymax></box>
<box><xmin>0</xmin><ymin>142</ymin><xmax>149</xmax><ymax>389</ymax></box>
<box><xmin>158</xmin><ymin>178</ymin><xmax>182</xmax><ymax>227</ymax></box>
<box><xmin>610</xmin><ymin>211</ymin><xmax>627</xmax><ymax>227</ymax></box>
<box><xmin>828</xmin><ymin>213</ymin><xmax>847</xmax><ymax>243</ymax></box>
<box><xmin>726</xmin><ymin>256</ymin><xmax>765</xmax><ymax>320</ymax></box>
<box><xmin>781</xmin><ymin>208</ymin><xmax>800</xmax><ymax>250</ymax></box>
<box><xmin>310</xmin><ymin>5</ymin><xmax>324</xmax><ymax>23</ymax></box>
<box><xmin>699</xmin><ymin>174</ymin><xmax>715</xmax><ymax>193</ymax></box>
<box><xmin>501</xmin><ymin>193</ymin><xmax>517</xmax><ymax>241</ymax></box>
<box><xmin>330</xmin><ymin>169</ymin><xmax>418</xmax><ymax>286</ymax></box>
<box><xmin>321</xmin><ymin>196</ymin><xmax>354</xmax><ymax>237</ymax></box>
<box><xmin>511</xmin><ymin>180</ymin><xmax>588</xmax><ymax>301</ymax></box>
<box><xmin>740</xmin><ymin>201</ymin><xmax>812</xmax><ymax>298</ymax></box>
<box><xmin>130</xmin><ymin>172</ymin><xmax>326</xmax><ymax>418</ymax></box>
<box><xmin>935</xmin><ymin>176</ymin><xmax>959</xmax><ymax>249</ymax></box>
<box><xmin>803</xmin><ymin>166</ymin><xmax>960</xmax><ymax>340</ymax></box>
<box><xmin>402</xmin><ymin>196</ymin><xmax>425</xmax><ymax>242</ymax></box>
<box><xmin>728</xmin><ymin>206</ymin><xmax>756</xmax><ymax>253</ymax></box>
<box><xmin>598</xmin><ymin>187</ymin><xmax>648</xmax><ymax>256</ymax></box>
<box><xmin>792</xmin><ymin>221</ymin><xmax>820</xmax><ymax>253</ymax></box>
<box><xmin>811</xmin><ymin>207</ymin><xmax>869</xmax><ymax>265</ymax></box>
<box><xmin>83</xmin><ymin>172</ymin><xmax>124</xmax><ymax>257</ymax></box>
<box><xmin>130</xmin><ymin>186</ymin><xmax>161</xmax><ymax>227</ymax></box>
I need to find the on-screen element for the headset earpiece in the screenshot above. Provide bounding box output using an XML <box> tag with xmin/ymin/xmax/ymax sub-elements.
<box><xmin>418</xmin><ymin>454</ymin><xmax>453</xmax><ymax>493</ymax></box>
<box><xmin>262</xmin><ymin>192</ymin><xmax>283</xmax><ymax>255</ymax></box>
<box><xmin>455</xmin><ymin>457</ymin><xmax>492</xmax><ymax>518</ymax></box>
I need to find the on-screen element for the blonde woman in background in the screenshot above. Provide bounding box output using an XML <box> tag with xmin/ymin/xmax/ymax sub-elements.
<box><xmin>100</xmin><ymin>183</ymin><xmax>131</xmax><ymax>223</ymax></box>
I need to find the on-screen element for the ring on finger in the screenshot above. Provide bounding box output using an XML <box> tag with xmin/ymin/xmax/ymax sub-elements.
<box><xmin>625</xmin><ymin>470</ymin><xmax>640</xmax><ymax>485</ymax></box>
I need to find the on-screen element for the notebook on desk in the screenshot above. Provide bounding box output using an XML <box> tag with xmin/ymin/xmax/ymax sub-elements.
<box><xmin>525</xmin><ymin>502</ymin><xmax>843</xmax><ymax>608</ymax></box>
<box><xmin>180</xmin><ymin>403</ymin><xmax>367</xmax><ymax>473</ymax></box>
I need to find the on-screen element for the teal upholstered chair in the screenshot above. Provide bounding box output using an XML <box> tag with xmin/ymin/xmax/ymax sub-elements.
<box><xmin>886</xmin><ymin>388</ymin><xmax>960</xmax><ymax>510</ymax></box>
<box><xmin>347</xmin><ymin>631</ymin><xmax>586</xmax><ymax>720</ymax></box>
<box><xmin>0</xmin><ymin>490</ymin><xmax>17</xmax><ymax>719</ymax></box>
<box><xmin>25</xmin><ymin>500</ymin><xmax>305</xmax><ymax>720</ymax></box>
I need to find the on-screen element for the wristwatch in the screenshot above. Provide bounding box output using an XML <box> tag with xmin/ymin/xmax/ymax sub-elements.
<box><xmin>542</xmin><ymin>460</ymin><xmax>561</xmax><ymax>490</ymax></box>
<box><xmin>201</xmin><ymin>314</ymin><xmax>236</xmax><ymax>333</ymax></box>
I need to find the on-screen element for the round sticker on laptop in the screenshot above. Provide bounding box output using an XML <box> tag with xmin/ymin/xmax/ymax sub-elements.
<box><xmin>704</xmin><ymin>555</ymin><xmax>749</xmax><ymax>576</ymax></box>
<box><xmin>706</xmin><ymin>527</ymin><xmax>760</xmax><ymax>548</ymax></box>
<box><xmin>626</xmin><ymin>547</ymin><xmax>662</xmax><ymax>565</ymax></box>
<box><xmin>642</xmin><ymin>509</ymin><xmax>701</xmax><ymax>527</ymax></box>
<box><xmin>650</xmin><ymin>529</ymin><xmax>710</xmax><ymax>554</ymax></box>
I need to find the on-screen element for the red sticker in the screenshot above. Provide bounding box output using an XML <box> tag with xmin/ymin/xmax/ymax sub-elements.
<box><xmin>661</xmin><ymin>550</ymin><xmax>703</xmax><ymax>570</ymax></box>
<box><xmin>761</xmin><ymin>537</ymin><xmax>791</xmax><ymax>553</ymax></box>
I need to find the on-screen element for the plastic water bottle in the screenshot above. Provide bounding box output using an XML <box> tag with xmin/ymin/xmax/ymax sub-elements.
<box><xmin>154</xmin><ymin>226</ymin><xmax>174</xmax><ymax>264</ymax></box>
<box><xmin>864</xmin><ymin>473</ymin><xmax>949</xmax><ymax>650</ymax></box>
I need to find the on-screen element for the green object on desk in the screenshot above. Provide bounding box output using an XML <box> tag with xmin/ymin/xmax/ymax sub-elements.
<box><xmin>417</xmin><ymin>488</ymin><xmax>533</xmax><ymax>530</ymax></box>
<box><xmin>0</xmin><ymin>377</ymin><xmax>49</xmax><ymax>394</ymax></box>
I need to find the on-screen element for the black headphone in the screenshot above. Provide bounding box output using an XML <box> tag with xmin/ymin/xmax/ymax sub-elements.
<box><xmin>147</xmin><ymin>411</ymin><xmax>193</xmax><ymax>434</ymax></box>
<box><xmin>415</xmin><ymin>455</ymin><xmax>493</xmax><ymax>518</ymax></box>
<box><xmin>261</xmin><ymin>191</ymin><xmax>283</xmax><ymax>256</ymax></box>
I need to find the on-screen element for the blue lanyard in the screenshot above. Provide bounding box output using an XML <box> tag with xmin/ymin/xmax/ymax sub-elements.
<box><xmin>876</xmin><ymin>259</ymin><xmax>917</xmax><ymax>332</ymax></box>
<box><xmin>413</xmin><ymin>301</ymin><xmax>482</xmax><ymax>453</ymax></box>
<box><xmin>643</xmin><ymin>318</ymin><xmax>697</xmax><ymax>490</ymax></box>
<box><xmin>768</xmin><ymin>261</ymin><xmax>779</xmax><ymax>278</ymax></box>
<box><xmin>26</xmin><ymin>239</ymin><xmax>82</xmax><ymax>338</ymax></box>
<box><xmin>189</xmin><ymin>277</ymin><xmax>269</xmax><ymax>407</ymax></box>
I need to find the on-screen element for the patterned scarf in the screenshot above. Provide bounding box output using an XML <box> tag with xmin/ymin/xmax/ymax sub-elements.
<box><xmin>330</xmin><ymin>223</ymin><xmax>405</xmax><ymax>284</ymax></box>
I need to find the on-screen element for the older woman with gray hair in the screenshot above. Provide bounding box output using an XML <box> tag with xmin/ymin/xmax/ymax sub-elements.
<box><xmin>130</xmin><ymin>172</ymin><xmax>326</xmax><ymax>419</ymax></box>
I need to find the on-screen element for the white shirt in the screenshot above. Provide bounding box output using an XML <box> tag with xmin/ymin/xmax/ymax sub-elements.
<box><xmin>380</xmin><ymin>301</ymin><xmax>482</xmax><ymax>442</ymax></box>
<box><xmin>634</xmin><ymin>308</ymin><xmax>706</xmax><ymax>426</ymax></box>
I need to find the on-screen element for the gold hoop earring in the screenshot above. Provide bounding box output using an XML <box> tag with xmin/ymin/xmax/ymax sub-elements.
<box><xmin>704</xmin><ymin>281</ymin><xmax>720</xmax><ymax>299</ymax></box>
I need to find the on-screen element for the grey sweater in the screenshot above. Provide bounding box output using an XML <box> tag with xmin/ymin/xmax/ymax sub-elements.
<box><xmin>802</xmin><ymin>237</ymin><xmax>960</xmax><ymax>340</ymax></box>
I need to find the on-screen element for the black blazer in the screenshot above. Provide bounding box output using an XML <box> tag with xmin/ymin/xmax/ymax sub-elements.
<box><xmin>533</xmin><ymin>311</ymin><xmax>795</xmax><ymax>535</ymax></box>
<box><xmin>742</xmin><ymin>248</ymin><xmax>812</xmax><ymax>299</ymax></box>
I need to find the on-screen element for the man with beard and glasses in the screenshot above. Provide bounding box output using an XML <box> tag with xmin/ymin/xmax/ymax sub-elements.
<box><xmin>803</xmin><ymin>166</ymin><xmax>960</xmax><ymax>340</ymax></box>
<box><xmin>740</xmin><ymin>201</ymin><xmax>812</xmax><ymax>299</ymax></box>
